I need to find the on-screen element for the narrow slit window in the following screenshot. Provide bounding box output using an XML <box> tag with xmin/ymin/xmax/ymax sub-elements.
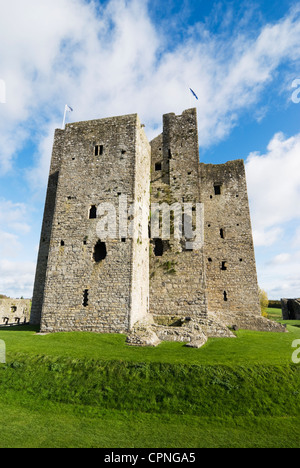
<box><xmin>220</xmin><ymin>228</ymin><xmax>225</xmax><ymax>239</ymax></box>
<box><xmin>89</xmin><ymin>205</ymin><xmax>97</xmax><ymax>219</ymax></box>
<box><xmin>60</xmin><ymin>240</ymin><xmax>65</xmax><ymax>247</ymax></box>
<box><xmin>221</xmin><ymin>261</ymin><xmax>227</xmax><ymax>271</ymax></box>
<box><xmin>83</xmin><ymin>290</ymin><xmax>89</xmax><ymax>307</ymax></box>
<box><xmin>224</xmin><ymin>291</ymin><xmax>228</xmax><ymax>302</ymax></box>
<box><xmin>95</xmin><ymin>145</ymin><xmax>104</xmax><ymax>156</ymax></box>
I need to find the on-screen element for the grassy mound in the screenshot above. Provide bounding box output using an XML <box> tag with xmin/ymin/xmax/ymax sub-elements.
<box><xmin>0</xmin><ymin>311</ymin><xmax>299</xmax><ymax>448</ymax></box>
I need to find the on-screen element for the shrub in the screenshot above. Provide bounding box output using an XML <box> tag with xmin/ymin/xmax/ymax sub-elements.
<box><xmin>259</xmin><ymin>288</ymin><xmax>269</xmax><ymax>317</ymax></box>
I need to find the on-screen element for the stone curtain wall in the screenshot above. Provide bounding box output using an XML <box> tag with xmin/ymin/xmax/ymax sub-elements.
<box><xmin>0</xmin><ymin>299</ymin><xmax>31</xmax><ymax>326</ymax></box>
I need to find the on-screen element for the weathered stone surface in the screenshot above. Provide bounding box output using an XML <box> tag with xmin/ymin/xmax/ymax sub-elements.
<box><xmin>126</xmin><ymin>318</ymin><xmax>161</xmax><ymax>347</ymax></box>
<box><xmin>31</xmin><ymin>114</ymin><xmax>150</xmax><ymax>334</ymax></box>
<box><xmin>0</xmin><ymin>299</ymin><xmax>31</xmax><ymax>326</ymax></box>
<box><xmin>281</xmin><ymin>299</ymin><xmax>300</xmax><ymax>320</ymax></box>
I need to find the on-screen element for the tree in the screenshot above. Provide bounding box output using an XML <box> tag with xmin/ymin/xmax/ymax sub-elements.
<box><xmin>259</xmin><ymin>287</ymin><xmax>269</xmax><ymax>318</ymax></box>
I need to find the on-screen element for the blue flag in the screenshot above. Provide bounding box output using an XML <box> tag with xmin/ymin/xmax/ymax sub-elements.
<box><xmin>189</xmin><ymin>88</ymin><xmax>198</xmax><ymax>100</ymax></box>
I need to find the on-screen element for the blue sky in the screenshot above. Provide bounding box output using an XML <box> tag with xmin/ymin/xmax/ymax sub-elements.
<box><xmin>0</xmin><ymin>0</ymin><xmax>299</xmax><ymax>299</ymax></box>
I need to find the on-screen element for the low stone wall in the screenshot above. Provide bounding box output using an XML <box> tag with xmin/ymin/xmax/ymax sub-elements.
<box><xmin>0</xmin><ymin>299</ymin><xmax>31</xmax><ymax>326</ymax></box>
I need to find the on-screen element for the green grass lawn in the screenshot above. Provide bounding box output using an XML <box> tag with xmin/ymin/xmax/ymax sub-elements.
<box><xmin>0</xmin><ymin>309</ymin><xmax>299</xmax><ymax>448</ymax></box>
<box><xmin>1</xmin><ymin>320</ymin><xmax>299</xmax><ymax>366</ymax></box>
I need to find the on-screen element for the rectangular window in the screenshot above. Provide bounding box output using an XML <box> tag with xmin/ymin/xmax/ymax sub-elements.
<box><xmin>155</xmin><ymin>162</ymin><xmax>162</xmax><ymax>171</ymax></box>
<box><xmin>214</xmin><ymin>185</ymin><xmax>222</xmax><ymax>195</ymax></box>
<box><xmin>95</xmin><ymin>145</ymin><xmax>104</xmax><ymax>156</ymax></box>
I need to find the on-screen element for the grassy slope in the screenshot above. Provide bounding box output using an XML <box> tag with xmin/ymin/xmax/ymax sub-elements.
<box><xmin>0</xmin><ymin>311</ymin><xmax>300</xmax><ymax>448</ymax></box>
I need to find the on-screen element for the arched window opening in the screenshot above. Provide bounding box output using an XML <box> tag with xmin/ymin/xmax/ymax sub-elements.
<box><xmin>89</xmin><ymin>205</ymin><xmax>97</xmax><ymax>219</ymax></box>
<box><xmin>93</xmin><ymin>241</ymin><xmax>107</xmax><ymax>263</ymax></box>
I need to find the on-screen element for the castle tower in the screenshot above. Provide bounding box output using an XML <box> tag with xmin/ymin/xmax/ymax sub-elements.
<box><xmin>31</xmin><ymin>114</ymin><xmax>151</xmax><ymax>333</ymax></box>
<box><xmin>31</xmin><ymin>108</ymin><xmax>284</xmax><ymax>341</ymax></box>
<box><xmin>149</xmin><ymin>109</ymin><xmax>208</xmax><ymax>323</ymax></box>
<box><xmin>199</xmin><ymin>160</ymin><xmax>261</xmax><ymax>326</ymax></box>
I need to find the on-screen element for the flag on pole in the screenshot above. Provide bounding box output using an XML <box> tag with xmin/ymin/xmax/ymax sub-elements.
<box><xmin>189</xmin><ymin>88</ymin><xmax>199</xmax><ymax>100</ymax></box>
<box><xmin>62</xmin><ymin>104</ymin><xmax>74</xmax><ymax>129</ymax></box>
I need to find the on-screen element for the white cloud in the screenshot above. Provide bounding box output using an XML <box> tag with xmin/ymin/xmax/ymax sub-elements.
<box><xmin>1</xmin><ymin>1</ymin><xmax>300</xmax><ymax>298</ymax></box>
<box><xmin>0</xmin><ymin>0</ymin><xmax>300</xmax><ymax>186</ymax></box>
<box><xmin>0</xmin><ymin>231</ymin><xmax>22</xmax><ymax>258</ymax></box>
<box><xmin>267</xmin><ymin>253</ymin><xmax>292</xmax><ymax>266</ymax></box>
<box><xmin>252</xmin><ymin>227</ymin><xmax>283</xmax><ymax>248</ymax></box>
<box><xmin>292</xmin><ymin>227</ymin><xmax>300</xmax><ymax>247</ymax></box>
<box><xmin>0</xmin><ymin>199</ymin><xmax>31</xmax><ymax>234</ymax></box>
<box><xmin>0</xmin><ymin>260</ymin><xmax>36</xmax><ymax>298</ymax></box>
<box><xmin>257</xmin><ymin>250</ymin><xmax>300</xmax><ymax>299</ymax></box>
<box><xmin>246</xmin><ymin>132</ymin><xmax>300</xmax><ymax>246</ymax></box>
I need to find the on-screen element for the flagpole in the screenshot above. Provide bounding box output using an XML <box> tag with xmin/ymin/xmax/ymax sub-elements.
<box><xmin>62</xmin><ymin>105</ymin><xmax>67</xmax><ymax>129</ymax></box>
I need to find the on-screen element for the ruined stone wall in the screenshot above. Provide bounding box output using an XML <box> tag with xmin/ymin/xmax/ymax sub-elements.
<box><xmin>0</xmin><ymin>299</ymin><xmax>31</xmax><ymax>326</ymax></box>
<box><xmin>32</xmin><ymin>114</ymin><xmax>150</xmax><ymax>333</ymax></box>
<box><xmin>281</xmin><ymin>299</ymin><xmax>300</xmax><ymax>320</ymax></box>
<box><xmin>199</xmin><ymin>160</ymin><xmax>261</xmax><ymax>327</ymax></box>
<box><xmin>149</xmin><ymin>109</ymin><xmax>207</xmax><ymax>321</ymax></box>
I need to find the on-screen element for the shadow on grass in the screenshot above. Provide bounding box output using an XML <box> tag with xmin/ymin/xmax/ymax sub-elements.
<box><xmin>0</xmin><ymin>324</ymin><xmax>39</xmax><ymax>333</ymax></box>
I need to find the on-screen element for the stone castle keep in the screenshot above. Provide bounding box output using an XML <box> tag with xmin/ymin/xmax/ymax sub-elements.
<box><xmin>30</xmin><ymin>108</ymin><xmax>285</xmax><ymax>346</ymax></box>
